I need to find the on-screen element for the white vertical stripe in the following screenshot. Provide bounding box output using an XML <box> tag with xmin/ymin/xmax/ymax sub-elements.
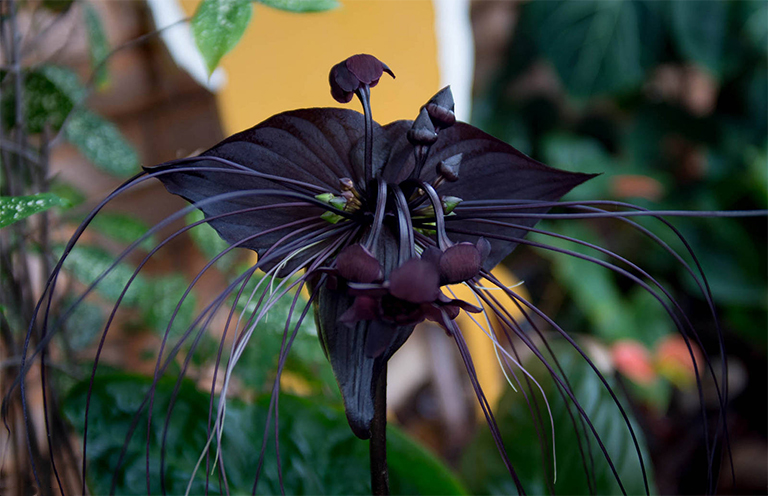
<box><xmin>432</xmin><ymin>0</ymin><xmax>475</xmax><ymax>123</ymax></box>
<box><xmin>145</xmin><ymin>0</ymin><xmax>227</xmax><ymax>92</ymax></box>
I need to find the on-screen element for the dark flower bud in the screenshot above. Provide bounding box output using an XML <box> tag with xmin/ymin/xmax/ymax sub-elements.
<box><xmin>476</xmin><ymin>237</ymin><xmax>491</xmax><ymax>262</ymax></box>
<box><xmin>336</xmin><ymin>244</ymin><xmax>383</xmax><ymax>283</ymax></box>
<box><xmin>424</xmin><ymin>86</ymin><xmax>456</xmax><ymax>129</ymax></box>
<box><xmin>437</xmin><ymin>153</ymin><xmax>462</xmax><ymax>182</ymax></box>
<box><xmin>329</xmin><ymin>54</ymin><xmax>395</xmax><ymax>104</ymax></box>
<box><xmin>420</xmin><ymin>246</ymin><xmax>443</xmax><ymax>267</ymax></box>
<box><xmin>340</xmin><ymin>296</ymin><xmax>380</xmax><ymax>326</ymax></box>
<box><xmin>439</xmin><ymin>242</ymin><xmax>482</xmax><ymax>284</ymax></box>
<box><xmin>339</xmin><ymin>177</ymin><xmax>355</xmax><ymax>191</ymax></box>
<box><xmin>407</xmin><ymin>108</ymin><xmax>438</xmax><ymax>146</ymax></box>
<box><xmin>388</xmin><ymin>258</ymin><xmax>440</xmax><ymax>303</ymax></box>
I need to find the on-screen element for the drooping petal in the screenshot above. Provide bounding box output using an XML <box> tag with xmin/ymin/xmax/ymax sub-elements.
<box><xmin>336</xmin><ymin>244</ymin><xmax>383</xmax><ymax>283</ymax></box>
<box><xmin>438</xmin><ymin>242</ymin><xmax>482</xmax><ymax>284</ymax></box>
<box><xmin>388</xmin><ymin>258</ymin><xmax>441</xmax><ymax>303</ymax></box>
<box><xmin>314</xmin><ymin>229</ymin><xmax>412</xmax><ymax>439</ymax></box>
<box><xmin>339</xmin><ymin>295</ymin><xmax>380</xmax><ymax>325</ymax></box>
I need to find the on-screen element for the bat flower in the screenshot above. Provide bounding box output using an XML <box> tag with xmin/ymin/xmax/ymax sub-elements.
<box><xmin>143</xmin><ymin>53</ymin><xmax>594</xmax><ymax>442</ymax></box>
<box><xmin>19</xmin><ymin>53</ymin><xmax>751</xmax><ymax>495</ymax></box>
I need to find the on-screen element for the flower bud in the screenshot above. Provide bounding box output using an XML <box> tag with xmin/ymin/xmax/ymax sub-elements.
<box><xmin>437</xmin><ymin>154</ymin><xmax>462</xmax><ymax>182</ymax></box>
<box><xmin>336</xmin><ymin>244</ymin><xmax>383</xmax><ymax>283</ymax></box>
<box><xmin>424</xmin><ymin>86</ymin><xmax>456</xmax><ymax>129</ymax></box>
<box><xmin>407</xmin><ymin>108</ymin><xmax>438</xmax><ymax>146</ymax></box>
<box><xmin>329</xmin><ymin>54</ymin><xmax>395</xmax><ymax>104</ymax></box>
<box><xmin>438</xmin><ymin>242</ymin><xmax>482</xmax><ymax>284</ymax></box>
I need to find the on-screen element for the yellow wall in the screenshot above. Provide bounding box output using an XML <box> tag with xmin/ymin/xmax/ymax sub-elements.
<box><xmin>183</xmin><ymin>0</ymin><xmax>440</xmax><ymax>135</ymax></box>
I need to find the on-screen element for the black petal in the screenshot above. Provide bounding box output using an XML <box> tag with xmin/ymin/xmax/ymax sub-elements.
<box><xmin>417</xmin><ymin>123</ymin><xmax>596</xmax><ymax>269</ymax></box>
<box><xmin>389</xmin><ymin>258</ymin><xmax>441</xmax><ymax>303</ymax></box>
<box><xmin>145</xmin><ymin>108</ymin><xmax>377</xmax><ymax>274</ymax></box>
<box><xmin>336</xmin><ymin>244</ymin><xmax>383</xmax><ymax>283</ymax></box>
<box><xmin>329</xmin><ymin>54</ymin><xmax>394</xmax><ymax>103</ymax></box>
<box><xmin>438</xmin><ymin>242</ymin><xmax>481</xmax><ymax>284</ymax></box>
<box><xmin>313</xmin><ymin>229</ymin><xmax>412</xmax><ymax>439</ymax></box>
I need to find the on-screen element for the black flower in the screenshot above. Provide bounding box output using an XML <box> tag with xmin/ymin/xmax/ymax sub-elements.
<box><xmin>145</xmin><ymin>54</ymin><xmax>593</xmax><ymax>441</ymax></box>
<box><xmin>19</xmin><ymin>53</ymin><xmax>750</xmax><ymax>495</ymax></box>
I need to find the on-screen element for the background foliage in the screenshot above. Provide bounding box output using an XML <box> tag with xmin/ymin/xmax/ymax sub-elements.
<box><xmin>0</xmin><ymin>0</ymin><xmax>765</xmax><ymax>494</ymax></box>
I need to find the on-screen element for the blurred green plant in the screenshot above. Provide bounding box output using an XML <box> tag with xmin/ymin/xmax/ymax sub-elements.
<box><xmin>62</xmin><ymin>373</ymin><xmax>467</xmax><ymax>495</ymax></box>
<box><xmin>475</xmin><ymin>0</ymin><xmax>767</xmax><ymax>355</ymax></box>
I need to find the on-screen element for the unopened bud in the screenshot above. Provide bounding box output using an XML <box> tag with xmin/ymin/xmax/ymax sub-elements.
<box><xmin>442</xmin><ymin>196</ymin><xmax>462</xmax><ymax>214</ymax></box>
<box><xmin>424</xmin><ymin>86</ymin><xmax>455</xmax><ymax>129</ymax></box>
<box><xmin>437</xmin><ymin>154</ymin><xmax>462</xmax><ymax>182</ymax></box>
<box><xmin>339</xmin><ymin>177</ymin><xmax>355</xmax><ymax>191</ymax></box>
<box><xmin>407</xmin><ymin>108</ymin><xmax>438</xmax><ymax>146</ymax></box>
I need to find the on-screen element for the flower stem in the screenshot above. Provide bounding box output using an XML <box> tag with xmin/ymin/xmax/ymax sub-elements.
<box><xmin>370</xmin><ymin>364</ymin><xmax>389</xmax><ymax>495</ymax></box>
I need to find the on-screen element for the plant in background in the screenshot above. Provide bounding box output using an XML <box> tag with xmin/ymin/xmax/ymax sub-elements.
<box><xmin>11</xmin><ymin>47</ymin><xmax>766</xmax><ymax>496</ymax></box>
<box><xmin>3</xmin><ymin>0</ymin><xmax>766</xmax><ymax>495</ymax></box>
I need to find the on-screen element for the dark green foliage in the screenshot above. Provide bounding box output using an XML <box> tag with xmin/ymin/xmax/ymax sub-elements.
<box><xmin>460</xmin><ymin>347</ymin><xmax>653</xmax><ymax>495</ymax></box>
<box><xmin>521</xmin><ymin>1</ymin><xmax>664</xmax><ymax>98</ymax></box>
<box><xmin>1</xmin><ymin>66</ymin><xmax>84</xmax><ymax>133</ymax></box>
<box><xmin>477</xmin><ymin>0</ymin><xmax>767</xmax><ymax>349</ymax></box>
<box><xmin>62</xmin><ymin>373</ymin><xmax>467</xmax><ymax>495</ymax></box>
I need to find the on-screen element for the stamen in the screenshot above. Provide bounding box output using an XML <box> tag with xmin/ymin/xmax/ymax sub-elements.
<box><xmin>392</xmin><ymin>185</ymin><xmax>415</xmax><ymax>262</ymax></box>
<box><xmin>419</xmin><ymin>181</ymin><xmax>451</xmax><ymax>250</ymax></box>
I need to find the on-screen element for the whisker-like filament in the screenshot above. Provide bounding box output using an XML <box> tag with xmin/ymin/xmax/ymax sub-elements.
<box><xmin>447</xmin><ymin>285</ymin><xmax>559</xmax><ymax>485</ymax></box>
<box><xmin>446</xmin><ymin>318</ymin><xmax>526</xmax><ymax>495</ymax></box>
<box><xmin>476</xmin><ymin>284</ymin><xmax>638</xmax><ymax>495</ymax></box>
<box><xmin>449</xmin><ymin>219</ymin><xmax>726</xmax><ymax>482</ymax></box>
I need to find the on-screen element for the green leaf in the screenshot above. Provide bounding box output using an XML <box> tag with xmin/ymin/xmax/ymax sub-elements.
<box><xmin>740</xmin><ymin>1</ymin><xmax>768</xmax><ymax>56</ymax></box>
<box><xmin>539</xmin><ymin>133</ymin><xmax>614</xmax><ymax>201</ymax></box>
<box><xmin>523</xmin><ymin>0</ymin><xmax>663</xmax><ymax>98</ymax></box>
<box><xmin>669</xmin><ymin>1</ymin><xmax>728</xmax><ymax>76</ymax></box>
<box><xmin>50</xmin><ymin>181</ymin><xmax>87</xmax><ymax>209</ymax></box>
<box><xmin>186</xmin><ymin>210</ymin><xmax>234</xmax><ymax>270</ymax></box>
<box><xmin>60</xmin><ymin>245</ymin><xmax>147</xmax><ymax>306</ymax></box>
<box><xmin>191</xmin><ymin>0</ymin><xmax>253</xmax><ymax>74</ymax></box>
<box><xmin>0</xmin><ymin>193</ymin><xmax>68</xmax><ymax>228</ymax></box>
<box><xmin>60</xmin><ymin>297</ymin><xmax>105</xmax><ymax>351</ymax></box>
<box><xmin>257</xmin><ymin>0</ymin><xmax>339</xmax><ymax>13</ymax></box>
<box><xmin>460</xmin><ymin>346</ymin><xmax>654</xmax><ymax>495</ymax></box>
<box><xmin>82</xmin><ymin>2</ymin><xmax>111</xmax><ymax>89</ymax></box>
<box><xmin>1</xmin><ymin>65</ymin><xmax>85</xmax><ymax>133</ymax></box>
<box><xmin>64</xmin><ymin>109</ymin><xmax>139</xmax><ymax>177</ymax></box>
<box><xmin>62</xmin><ymin>373</ymin><xmax>467</xmax><ymax>495</ymax></box>
<box><xmin>89</xmin><ymin>212</ymin><xmax>156</xmax><ymax>251</ymax></box>
<box><xmin>137</xmin><ymin>275</ymin><xmax>197</xmax><ymax>338</ymax></box>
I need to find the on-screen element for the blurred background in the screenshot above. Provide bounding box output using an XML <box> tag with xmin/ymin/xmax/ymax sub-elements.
<box><xmin>0</xmin><ymin>0</ymin><xmax>765</xmax><ymax>494</ymax></box>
